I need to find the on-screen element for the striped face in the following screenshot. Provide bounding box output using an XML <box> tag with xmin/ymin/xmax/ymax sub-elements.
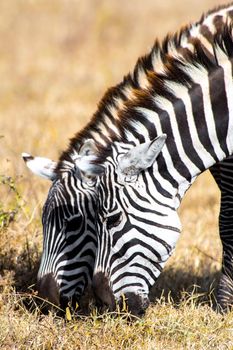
<box><xmin>37</xmin><ymin>173</ymin><xmax>98</xmax><ymax>308</ymax></box>
<box><xmin>22</xmin><ymin>140</ymin><xmax>103</xmax><ymax>310</ymax></box>
<box><xmin>92</xmin><ymin>137</ymin><xmax>182</xmax><ymax>316</ymax></box>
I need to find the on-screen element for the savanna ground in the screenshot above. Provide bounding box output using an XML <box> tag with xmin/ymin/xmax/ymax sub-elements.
<box><xmin>0</xmin><ymin>0</ymin><xmax>233</xmax><ymax>349</ymax></box>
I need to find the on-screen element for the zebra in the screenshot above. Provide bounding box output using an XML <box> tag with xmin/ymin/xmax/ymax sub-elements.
<box><xmin>22</xmin><ymin>139</ymin><xmax>103</xmax><ymax>310</ymax></box>
<box><xmin>23</xmin><ymin>3</ymin><xmax>233</xmax><ymax>314</ymax></box>
<box><xmin>83</xmin><ymin>5</ymin><xmax>233</xmax><ymax>316</ymax></box>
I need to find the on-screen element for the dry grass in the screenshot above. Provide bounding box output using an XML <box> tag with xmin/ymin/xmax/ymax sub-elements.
<box><xmin>0</xmin><ymin>0</ymin><xmax>233</xmax><ymax>349</ymax></box>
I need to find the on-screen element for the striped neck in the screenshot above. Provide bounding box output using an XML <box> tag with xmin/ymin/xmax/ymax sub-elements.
<box><xmin>57</xmin><ymin>3</ymin><xmax>233</xmax><ymax>176</ymax></box>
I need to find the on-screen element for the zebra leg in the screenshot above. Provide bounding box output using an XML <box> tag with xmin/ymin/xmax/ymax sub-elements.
<box><xmin>210</xmin><ymin>159</ymin><xmax>233</xmax><ymax>311</ymax></box>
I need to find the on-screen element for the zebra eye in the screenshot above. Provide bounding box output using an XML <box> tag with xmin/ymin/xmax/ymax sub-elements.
<box><xmin>106</xmin><ymin>212</ymin><xmax>122</xmax><ymax>230</ymax></box>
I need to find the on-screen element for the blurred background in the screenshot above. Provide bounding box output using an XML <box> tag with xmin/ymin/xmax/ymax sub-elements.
<box><xmin>0</xmin><ymin>0</ymin><xmax>225</xmax><ymax>292</ymax></box>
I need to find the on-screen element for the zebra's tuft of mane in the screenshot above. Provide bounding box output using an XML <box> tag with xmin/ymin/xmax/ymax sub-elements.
<box><xmin>56</xmin><ymin>3</ymin><xmax>233</xmax><ymax>175</ymax></box>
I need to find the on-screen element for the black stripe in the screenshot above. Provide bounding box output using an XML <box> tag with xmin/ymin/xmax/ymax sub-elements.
<box><xmin>172</xmin><ymin>95</ymin><xmax>205</xmax><ymax>171</ymax></box>
<box><xmin>190</xmin><ymin>83</ymin><xmax>219</xmax><ymax>162</ymax></box>
<box><xmin>128</xmin><ymin>187</ymin><xmax>168</xmax><ymax>216</ymax></box>
<box><xmin>111</xmin><ymin>251</ymin><xmax>163</xmax><ymax>275</ymax></box>
<box><xmin>130</xmin><ymin>262</ymin><xmax>159</xmax><ymax>280</ymax></box>
<box><xmin>110</xmin><ymin>238</ymin><xmax>162</xmax><ymax>265</ymax></box>
<box><xmin>113</xmin><ymin>271</ymin><xmax>152</xmax><ymax>286</ymax></box>
<box><xmin>147</xmin><ymin>166</ymin><xmax>172</xmax><ymax>198</ymax></box>
<box><xmin>158</xmin><ymin>108</ymin><xmax>192</xmax><ymax>180</ymax></box>
<box><xmin>209</xmin><ymin>66</ymin><xmax>229</xmax><ymax>157</ymax></box>
<box><xmin>112</xmin><ymin>221</ymin><xmax>175</xmax><ymax>254</ymax></box>
<box><xmin>141</xmin><ymin>172</ymin><xmax>175</xmax><ymax>210</ymax></box>
<box><xmin>122</xmin><ymin>186</ymin><xmax>169</xmax><ymax>215</ymax></box>
<box><xmin>114</xmin><ymin>283</ymin><xmax>143</xmax><ymax>294</ymax></box>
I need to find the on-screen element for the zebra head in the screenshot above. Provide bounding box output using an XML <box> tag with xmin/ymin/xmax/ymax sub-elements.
<box><xmin>90</xmin><ymin>134</ymin><xmax>182</xmax><ymax>317</ymax></box>
<box><xmin>22</xmin><ymin>139</ymin><xmax>103</xmax><ymax>311</ymax></box>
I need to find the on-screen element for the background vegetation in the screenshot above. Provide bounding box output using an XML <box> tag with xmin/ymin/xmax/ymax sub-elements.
<box><xmin>0</xmin><ymin>0</ymin><xmax>232</xmax><ymax>348</ymax></box>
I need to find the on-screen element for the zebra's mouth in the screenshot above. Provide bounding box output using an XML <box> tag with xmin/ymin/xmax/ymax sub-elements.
<box><xmin>36</xmin><ymin>272</ymin><xmax>61</xmax><ymax>313</ymax></box>
<box><xmin>92</xmin><ymin>271</ymin><xmax>116</xmax><ymax>312</ymax></box>
<box><xmin>118</xmin><ymin>292</ymin><xmax>150</xmax><ymax>318</ymax></box>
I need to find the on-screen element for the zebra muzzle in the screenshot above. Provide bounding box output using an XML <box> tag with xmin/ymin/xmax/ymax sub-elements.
<box><xmin>92</xmin><ymin>272</ymin><xmax>150</xmax><ymax>317</ymax></box>
<box><xmin>119</xmin><ymin>292</ymin><xmax>150</xmax><ymax>318</ymax></box>
<box><xmin>92</xmin><ymin>271</ymin><xmax>116</xmax><ymax>312</ymax></box>
<box><xmin>37</xmin><ymin>273</ymin><xmax>60</xmax><ymax>311</ymax></box>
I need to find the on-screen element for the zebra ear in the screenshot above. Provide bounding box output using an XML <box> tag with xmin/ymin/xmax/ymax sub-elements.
<box><xmin>22</xmin><ymin>153</ymin><xmax>57</xmax><ymax>181</ymax></box>
<box><xmin>78</xmin><ymin>139</ymin><xmax>97</xmax><ymax>157</ymax></box>
<box><xmin>119</xmin><ymin>134</ymin><xmax>167</xmax><ymax>176</ymax></box>
<box><xmin>75</xmin><ymin>139</ymin><xmax>105</xmax><ymax>182</ymax></box>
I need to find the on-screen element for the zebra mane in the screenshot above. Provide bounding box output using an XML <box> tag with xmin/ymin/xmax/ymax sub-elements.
<box><xmin>57</xmin><ymin>3</ymin><xmax>233</xmax><ymax>174</ymax></box>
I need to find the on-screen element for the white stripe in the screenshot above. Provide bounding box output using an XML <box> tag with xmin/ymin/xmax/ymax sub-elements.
<box><xmin>201</xmin><ymin>14</ymin><xmax>217</xmax><ymax>34</ymax></box>
<box><xmin>131</xmin><ymin>120</ymin><xmax>150</xmax><ymax>141</ymax></box>
<box><xmin>104</xmin><ymin>118</ymin><xmax>121</xmax><ymax>137</ymax></box>
<box><xmin>196</xmin><ymin>33</ymin><xmax>214</xmax><ymax>54</ymax></box>
<box><xmin>107</xmin><ymin>105</ymin><xmax>120</xmax><ymax>121</ymax></box>
<box><xmin>137</xmin><ymin>66</ymin><xmax>150</xmax><ymax>89</ymax></box>
<box><xmin>65</xmin><ymin>175</ymin><xmax>75</xmax><ymax>208</ymax></box>
<box><xmin>122</xmin><ymin>83</ymin><xmax>134</xmax><ymax>100</ymax></box>
<box><xmin>89</xmin><ymin>130</ymin><xmax>107</xmax><ymax>146</ymax></box>
<box><xmin>124</xmin><ymin>129</ymin><xmax>140</xmax><ymax>144</ymax></box>
<box><xmin>151</xmin><ymin>48</ymin><xmax>165</xmax><ymax>74</ymax></box>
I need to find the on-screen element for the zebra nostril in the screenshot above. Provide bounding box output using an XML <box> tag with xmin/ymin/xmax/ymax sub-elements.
<box><xmin>37</xmin><ymin>273</ymin><xmax>60</xmax><ymax>308</ymax></box>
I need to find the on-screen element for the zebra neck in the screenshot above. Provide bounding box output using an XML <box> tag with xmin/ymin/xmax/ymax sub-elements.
<box><xmin>57</xmin><ymin>3</ymin><xmax>233</xmax><ymax>175</ymax></box>
<box><xmin>136</xmin><ymin>50</ymin><xmax>233</xmax><ymax>186</ymax></box>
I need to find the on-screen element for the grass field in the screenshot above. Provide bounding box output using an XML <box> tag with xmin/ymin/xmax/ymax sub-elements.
<box><xmin>1</xmin><ymin>0</ymin><xmax>233</xmax><ymax>349</ymax></box>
